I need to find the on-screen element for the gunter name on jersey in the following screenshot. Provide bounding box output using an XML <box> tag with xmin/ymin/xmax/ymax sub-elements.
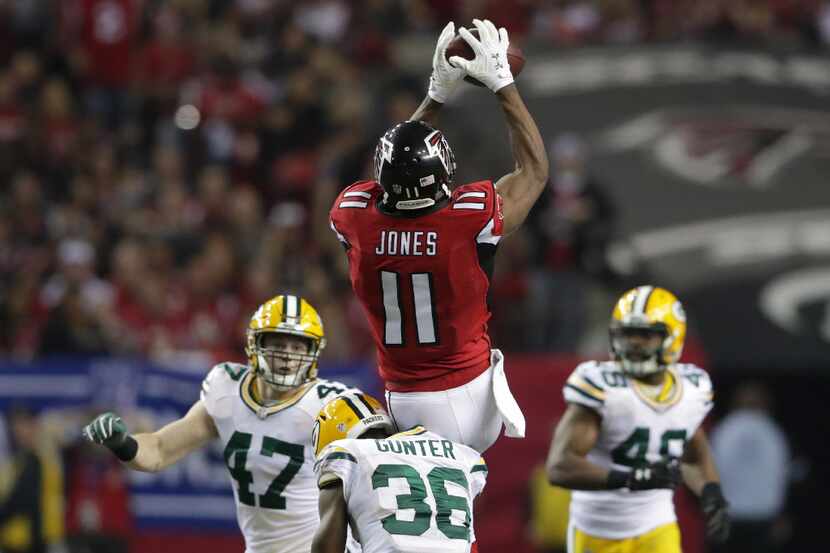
<box><xmin>375</xmin><ymin>230</ymin><xmax>438</xmax><ymax>256</ymax></box>
<box><xmin>374</xmin><ymin>437</ymin><xmax>456</xmax><ymax>459</ymax></box>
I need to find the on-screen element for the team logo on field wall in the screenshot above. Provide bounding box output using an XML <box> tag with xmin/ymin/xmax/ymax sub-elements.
<box><xmin>599</xmin><ymin>107</ymin><xmax>830</xmax><ymax>189</ymax></box>
<box><xmin>760</xmin><ymin>266</ymin><xmax>830</xmax><ymax>344</ymax></box>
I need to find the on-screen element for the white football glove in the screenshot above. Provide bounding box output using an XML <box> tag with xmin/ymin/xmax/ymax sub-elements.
<box><xmin>449</xmin><ymin>19</ymin><xmax>514</xmax><ymax>94</ymax></box>
<box><xmin>428</xmin><ymin>21</ymin><xmax>466</xmax><ymax>103</ymax></box>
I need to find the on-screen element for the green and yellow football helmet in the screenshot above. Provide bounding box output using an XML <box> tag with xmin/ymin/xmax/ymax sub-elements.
<box><xmin>313</xmin><ymin>392</ymin><xmax>396</xmax><ymax>456</ymax></box>
<box><xmin>609</xmin><ymin>285</ymin><xmax>687</xmax><ymax>376</ymax></box>
<box><xmin>245</xmin><ymin>294</ymin><xmax>326</xmax><ymax>390</ymax></box>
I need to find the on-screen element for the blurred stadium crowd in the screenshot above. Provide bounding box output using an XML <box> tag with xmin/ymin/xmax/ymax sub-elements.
<box><xmin>2</xmin><ymin>2</ymin><xmax>823</xmax><ymax>553</ymax></box>
<box><xmin>2</xmin><ymin>0</ymin><xmax>829</xmax><ymax>364</ymax></box>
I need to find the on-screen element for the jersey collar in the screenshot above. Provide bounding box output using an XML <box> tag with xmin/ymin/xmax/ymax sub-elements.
<box><xmin>391</xmin><ymin>425</ymin><xmax>428</xmax><ymax>437</ymax></box>
<box><xmin>631</xmin><ymin>368</ymin><xmax>684</xmax><ymax>413</ymax></box>
<box><xmin>240</xmin><ymin>371</ymin><xmax>316</xmax><ymax>418</ymax></box>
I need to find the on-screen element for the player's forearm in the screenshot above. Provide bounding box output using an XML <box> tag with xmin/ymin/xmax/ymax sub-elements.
<box><xmin>312</xmin><ymin>486</ymin><xmax>348</xmax><ymax>553</ymax></box>
<box><xmin>496</xmin><ymin>85</ymin><xmax>549</xmax><ymax>193</ymax></box>
<box><xmin>682</xmin><ymin>429</ymin><xmax>721</xmax><ymax>495</ymax></box>
<box><xmin>310</xmin><ymin>531</ymin><xmax>344</xmax><ymax>553</ymax></box>
<box><xmin>410</xmin><ymin>96</ymin><xmax>443</xmax><ymax>127</ymax></box>
<box><xmin>310</xmin><ymin>530</ymin><xmax>324</xmax><ymax>553</ymax></box>
<box><xmin>127</xmin><ymin>415</ymin><xmax>214</xmax><ymax>472</ymax></box>
<box><xmin>681</xmin><ymin>463</ymin><xmax>708</xmax><ymax>495</ymax></box>
<box><xmin>546</xmin><ymin>452</ymin><xmax>614</xmax><ymax>491</ymax></box>
<box><xmin>128</xmin><ymin>430</ymin><xmax>201</xmax><ymax>472</ymax></box>
<box><xmin>682</xmin><ymin>456</ymin><xmax>720</xmax><ymax>496</ymax></box>
<box><xmin>126</xmin><ymin>432</ymin><xmax>166</xmax><ymax>472</ymax></box>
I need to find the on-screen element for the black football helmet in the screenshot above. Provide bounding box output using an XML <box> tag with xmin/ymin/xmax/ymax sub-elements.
<box><xmin>373</xmin><ymin>120</ymin><xmax>456</xmax><ymax>211</ymax></box>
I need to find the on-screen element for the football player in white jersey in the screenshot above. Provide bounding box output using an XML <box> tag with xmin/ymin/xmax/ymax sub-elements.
<box><xmin>546</xmin><ymin>286</ymin><xmax>730</xmax><ymax>553</ymax></box>
<box><xmin>310</xmin><ymin>392</ymin><xmax>488</xmax><ymax>553</ymax></box>
<box><xmin>83</xmin><ymin>294</ymin><xmax>361</xmax><ymax>553</ymax></box>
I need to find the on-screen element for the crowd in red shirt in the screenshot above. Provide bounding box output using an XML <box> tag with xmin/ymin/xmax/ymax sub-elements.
<box><xmin>0</xmin><ymin>0</ymin><xmax>826</xmax><ymax>365</ymax></box>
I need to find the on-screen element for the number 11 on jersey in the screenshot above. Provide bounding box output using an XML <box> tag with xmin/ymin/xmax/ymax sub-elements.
<box><xmin>381</xmin><ymin>271</ymin><xmax>438</xmax><ymax>346</ymax></box>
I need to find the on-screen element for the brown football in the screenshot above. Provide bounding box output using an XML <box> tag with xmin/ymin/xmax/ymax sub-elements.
<box><xmin>445</xmin><ymin>27</ymin><xmax>525</xmax><ymax>87</ymax></box>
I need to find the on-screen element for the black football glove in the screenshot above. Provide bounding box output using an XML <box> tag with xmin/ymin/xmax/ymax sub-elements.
<box><xmin>607</xmin><ymin>459</ymin><xmax>682</xmax><ymax>491</ymax></box>
<box><xmin>82</xmin><ymin>412</ymin><xmax>138</xmax><ymax>461</ymax></box>
<box><xmin>701</xmin><ymin>482</ymin><xmax>730</xmax><ymax>544</ymax></box>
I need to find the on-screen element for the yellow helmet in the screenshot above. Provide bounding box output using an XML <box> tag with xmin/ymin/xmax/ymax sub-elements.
<box><xmin>610</xmin><ymin>285</ymin><xmax>687</xmax><ymax>376</ymax></box>
<box><xmin>313</xmin><ymin>392</ymin><xmax>396</xmax><ymax>456</ymax></box>
<box><xmin>245</xmin><ymin>294</ymin><xmax>326</xmax><ymax>390</ymax></box>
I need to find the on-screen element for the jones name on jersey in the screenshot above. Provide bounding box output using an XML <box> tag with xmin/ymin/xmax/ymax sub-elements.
<box><xmin>375</xmin><ymin>230</ymin><xmax>438</xmax><ymax>256</ymax></box>
<box><xmin>316</xmin><ymin>427</ymin><xmax>488</xmax><ymax>553</ymax></box>
<box><xmin>201</xmin><ymin>362</ymin><xmax>359</xmax><ymax>553</ymax></box>
<box><xmin>329</xmin><ymin>179</ymin><xmax>504</xmax><ymax>392</ymax></box>
<box><xmin>563</xmin><ymin>360</ymin><xmax>714</xmax><ymax>539</ymax></box>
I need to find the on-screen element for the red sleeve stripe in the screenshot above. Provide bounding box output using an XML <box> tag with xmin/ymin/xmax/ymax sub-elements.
<box><xmin>344</xmin><ymin>191</ymin><xmax>372</xmax><ymax>199</ymax></box>
<box><xmin>339</xmin><ymin>200</ymin><xmax>368</xmax><ymax>208</ymax></box>
<box><xmin>452</xmin><ymin>203</ymin><xmax>486</xmax><ymax>210</ymax></box>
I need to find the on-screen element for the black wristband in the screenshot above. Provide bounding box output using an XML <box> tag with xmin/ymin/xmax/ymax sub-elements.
<box><xmin>109</xmin><ymin>435</ymin><xmax>138</xmax><ymax>462</ymax></box>
<box><xmin>606</xmin><ymin>469</ymin><xmax>628</xmax><ymax>489</ymax></box>
<box><xmin>701</xmin><ymin>482</ymin><xmax>724</xmax><ymax>502</ymax></box>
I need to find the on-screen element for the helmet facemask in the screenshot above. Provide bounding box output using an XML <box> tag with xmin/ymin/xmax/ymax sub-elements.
<box><xmin>610</xmin><ymin>323</ymin><xmax>670</xmax><ymax>377</ymax></box>
<box><xmin>250</xmin><ymin>331</ymin><xmax>320</xmax><ymax>392</ymax></box>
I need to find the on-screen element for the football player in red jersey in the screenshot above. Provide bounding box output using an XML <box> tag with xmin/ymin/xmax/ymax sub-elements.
<box><xmin>329</xmin><ymin>19</ymin><xmax>549</xmax><ymax>453</ymax></box>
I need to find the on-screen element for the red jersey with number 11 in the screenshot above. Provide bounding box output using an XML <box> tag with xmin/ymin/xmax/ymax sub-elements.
<box><xmin>330</xmin><ymin>179</ymin><xmax>504</xmax><ymax>392</ymax></box>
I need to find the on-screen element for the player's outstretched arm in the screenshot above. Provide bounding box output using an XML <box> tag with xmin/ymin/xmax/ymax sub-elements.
<box><xmin>130</xmin><ymin>400</ymin><xmax>218</xmax><ymax>472</ymax></box>
<box><xmin>493</xmin><ymin>84</ymin><xmax>549</xmax><ymax>235</ymax></box>
<box><xmin>410</xmin><ymin>96</ymin><xmax>444</xmax><ymax>128</ymax></box>
<box><xmin>411</xmin><ymin>22</ymin><xmax>466</xmax><ymax>127</ymax></box>
<box><xmin>311</xmin><ymin>482</ymin><xmax>348</xmax><ymax>553</ymax></box>
<box><xmin>83</xmin><ymin>400</ymin><xmax>217</xmax><ymax>472</ymax></box>
<box><xmin>682</xmin><ymin>427</ymin><xmax>730</xmax><ymax>543</ymax></box>
<box><xmin>449</xmin><ymin>19</ymin><xmax>549</xmax><ymax>235</ymax></box>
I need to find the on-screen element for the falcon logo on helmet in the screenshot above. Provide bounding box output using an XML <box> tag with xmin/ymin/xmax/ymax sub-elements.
<box><xmin>424</xmin><ymin>129</ymin><xmax>454</xmax><ymax>176</ymax></box>
<box><xmin>374</xmin><ymin>120</ymin><xmax>456</xmax><ymax>212</ymax></box>
<box><xmin>378</xmin><ymin>136</ymin><xmax>394</xmax><ymax>165</ymax></box>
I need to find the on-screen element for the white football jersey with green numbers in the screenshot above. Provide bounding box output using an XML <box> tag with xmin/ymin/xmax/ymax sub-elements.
<box><xmin>315</xmin><ymin>426</ymin><xmax>488</xmax><ymax>553</ymax></box>
<box><xmin>200</xmin><ymin>362</ymin><xmax>360</xmax><ymax>553</ymax></box>
<box><xmin>562</xmin><ymin>360</ymin><xmax>714</xmax><ymax>539</ymax></box>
